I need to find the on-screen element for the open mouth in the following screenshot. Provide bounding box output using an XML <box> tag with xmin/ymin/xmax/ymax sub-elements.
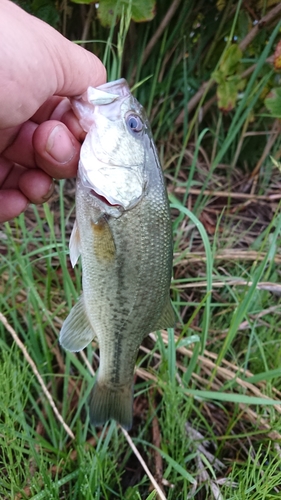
<box><xmin>90</xmin><ymin>189</ymin><xmax>121</xmax><ymax>207</ymax></box>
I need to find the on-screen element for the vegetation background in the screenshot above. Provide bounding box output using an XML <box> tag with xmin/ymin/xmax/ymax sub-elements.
<box><xmin>2</xmin><ymin>0</ymin><xmax>281</xmax><ymax>498</ymax></box>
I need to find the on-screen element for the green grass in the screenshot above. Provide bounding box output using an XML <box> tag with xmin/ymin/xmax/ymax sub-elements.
<box><xmin>2</xmin><ymin>1</ymin><xmax>281</xmax><ymax>498</ymax></box>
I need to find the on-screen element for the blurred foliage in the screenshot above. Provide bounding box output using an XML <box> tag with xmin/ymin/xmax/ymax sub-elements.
<box><xmin>4</xmin><ymin>2</ymin><xmax>281</xmax><ymax>497</ymax></box>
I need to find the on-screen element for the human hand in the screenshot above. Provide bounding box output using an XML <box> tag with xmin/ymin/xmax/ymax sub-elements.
<box><xmin>0</xmin><ymin>0</ymin><xmax>106</xmax><ymax>223</ymax></box>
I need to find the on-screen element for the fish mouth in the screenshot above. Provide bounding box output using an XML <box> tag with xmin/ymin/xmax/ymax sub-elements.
<box><xmin>90</xmin><ymin>189</ymin><xmax>121</xmax><ymax>208</ymax></box>
<box><xmin>96</xmin><ymin>78</ymin><xmax>130</xmax><ymax>98</ymax></box>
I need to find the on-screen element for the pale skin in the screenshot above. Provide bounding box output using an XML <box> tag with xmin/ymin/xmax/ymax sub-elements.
<box><xmin>0</xmin><ymin>0</ymin><xmax>106</xmax><ymax>223</ymax></box>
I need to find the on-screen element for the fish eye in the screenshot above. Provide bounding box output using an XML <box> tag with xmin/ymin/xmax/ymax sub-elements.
<box><xmin>126</xmin><ymin>114</ymin><xmax>143</xmax><ymax>133</ymax></box>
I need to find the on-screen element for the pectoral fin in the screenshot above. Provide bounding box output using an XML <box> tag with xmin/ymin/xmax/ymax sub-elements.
<box><xmin>91</xmin><ymin>217</ymin><xmax>116</xmax><ymax>263</ymax></box>
<box><xmin>69</xmin><ymin>220</ymin><xmax>81</xmax><ymax>268</ymax></box>
<box><xmin>59</xmin><ymin>295</ymin><xmax>95</xmax><ymax>352</ymax></box>
<box><xmin>153</xmin><ymin>295</ymin><xmax>175</xmax><ymax>331</ymax></box>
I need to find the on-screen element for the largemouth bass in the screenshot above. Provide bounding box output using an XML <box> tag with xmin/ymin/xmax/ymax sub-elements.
<box><xmin>60</xmin><ymin>79</ymin><xmax>174</xmax><ymax>430</ymax></box>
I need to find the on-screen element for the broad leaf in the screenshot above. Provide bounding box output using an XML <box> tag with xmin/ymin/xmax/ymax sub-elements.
<box><xmin>70</xmin><ymin>0</ymin><xmax>156</xmax><ymax>26</ymax></box>
<box><xmin>274</xmin><ymin>40</ymin><xmax>281</xmax><ymax>70</ymax></box>
<box><xmin>264</xmin><ymin>87</ymin><xmax>281</xmax><ymax>118</ymax></box>
<box><xmin>212</xmin><ymin>44</ymin><xmax>244</xmax><ymax>112</ymax></box>
<box><xmin>98</xmin><ymin>0</ymin><xmax>156</xmax><ymax>27</ymax></box>
<box><xmin>70</xmin><ymin>0</ymin><xmax>92</xmax><ymax>4</ymax></box>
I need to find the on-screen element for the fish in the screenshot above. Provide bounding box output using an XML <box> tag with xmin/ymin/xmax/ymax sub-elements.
<box><xmin>59</xmin><ymin>78</ymin><xmax>174</xmax><ymax>430</ymax></box>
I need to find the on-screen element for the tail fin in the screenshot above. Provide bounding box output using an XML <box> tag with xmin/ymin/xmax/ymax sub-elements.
<box><xmin>89</xmin><ymin>380</ymin><xmax>133</xmax><ymax>430</ymax></box>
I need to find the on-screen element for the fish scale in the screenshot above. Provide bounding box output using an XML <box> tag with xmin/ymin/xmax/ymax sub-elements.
<box><xmin>60</xmin><ymin>79</ymin><xmax>174</xmax><ymax>429</ymax></box>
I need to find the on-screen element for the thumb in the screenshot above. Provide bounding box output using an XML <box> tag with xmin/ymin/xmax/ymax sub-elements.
<box><xmin>49</xmin><ymin>32</ymin><xmax>107</xmax><ymax>97</ymax></box>
<box><xmin>0</xmin><ymin>0</ymin><xmax>106</xmax><ymax>128</ymax></box>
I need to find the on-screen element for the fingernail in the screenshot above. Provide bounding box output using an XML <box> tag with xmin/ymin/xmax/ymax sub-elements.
<box><xmin>46</xmin><ymin>125</ymin><xmax>75</xmax><ymax>163</ymax></box>
<box><xmin>42</xmin><ymin>180</ymin><xmax>55</xmax><ymax>202</ymax></box>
